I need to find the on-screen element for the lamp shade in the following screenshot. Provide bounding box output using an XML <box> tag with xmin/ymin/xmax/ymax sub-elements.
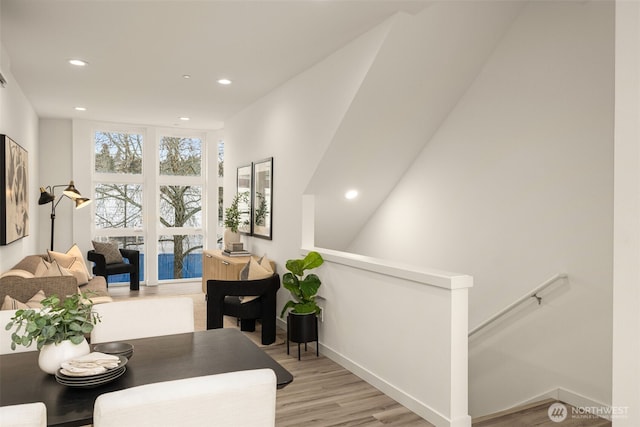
<box><xmin>63</xmin><ymin>180</ymin><xmax>82</xmax><ymax>199</ymax></box>
<box><xmin>38</xmin><ymin>187</ymin><xmax>55</xmax><ymax>205</ymax></box>
<box><xmin>74</xmin><ymin>197</ymin><xmax>92</xmax><ymax>209</ymax></box>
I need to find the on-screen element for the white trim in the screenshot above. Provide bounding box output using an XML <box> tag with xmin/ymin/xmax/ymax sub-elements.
<box><xmin>518</xmin><ymin>387</ymin><xmax>613</xmax><ymax>421</ymax></box>
<box><xmin>301</xmin><ymin>246</ymin><xmax>473</xmax><ymax>290</ymax></box>
<box><xmin>318</xmin><ymin>342</ymin><xmax>451</xmax><ymax>426</ymax></box>
<box><xmin>275</xmin><ymin>317</ymin><xmax>470</xmax><ymax>427</ymax></box>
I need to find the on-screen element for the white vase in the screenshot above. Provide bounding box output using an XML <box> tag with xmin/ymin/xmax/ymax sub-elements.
<box><xmin>38</xmin><ymin>338</ymin><xmax>90</xmax><ymax>375</ymax></box>
<box><xmin>224</xmin><ymin>228</ymin><xmax>241</xmax><ymax>248</ymax></box>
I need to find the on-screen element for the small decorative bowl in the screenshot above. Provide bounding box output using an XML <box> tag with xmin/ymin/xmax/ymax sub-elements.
<box><xmin>93</xmin><ymin>342</ymin><xmax>134</xmax><ymax>360</ymax></box>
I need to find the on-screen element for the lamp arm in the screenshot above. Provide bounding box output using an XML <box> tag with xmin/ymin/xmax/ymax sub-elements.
<box><xmin>45</xmin><ymin>184</ymin><xmax>72</xmax><ymax>251</ymax></box>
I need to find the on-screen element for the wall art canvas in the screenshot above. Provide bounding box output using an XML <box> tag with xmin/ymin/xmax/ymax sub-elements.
<box><xmin>1</xmin><ymin>135</ymin><xmax>29</xmax><ymax>245</ymax></box>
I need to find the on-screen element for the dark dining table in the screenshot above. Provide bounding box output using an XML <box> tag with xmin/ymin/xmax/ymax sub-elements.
<box><xmin>0</xmin><ymin>328</ymin><xmax>293</xmax><ymax>426</ymax></box>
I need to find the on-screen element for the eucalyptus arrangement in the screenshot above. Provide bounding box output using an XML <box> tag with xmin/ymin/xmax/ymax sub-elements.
<box><xmin>5</xmin><ymin>293</ymin><xmax>100</xmax><ymax>351</ymax></box>
<box><xmin>280</xmin><ymin>251</ymin><xmax>324</xmax><ymax>317</ymax></box>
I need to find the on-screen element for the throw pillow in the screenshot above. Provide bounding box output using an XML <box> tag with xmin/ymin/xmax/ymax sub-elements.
<box><xmin>92</xmin><ymin>241</ymin><xmax>124</xmax><ymax>264</ymax></box>
<box><xmin>239</xmin><ymin>257</ymin><xmax>272</xmax><ymax>280</ymax></box>
<box><xmin>34</xmin><ymin>259</ymin><xmax>50</xmax><ymax>277</ymax></box>
<box><xmin>48</xmin><ymin>244</ymin><xmax>91</xmax><ymax>285</ymax></box>
<box><xmin>41</xmin><ymin>260</ymin><xmax>74</xmax><ymax>278</ymax></box>
<box><xmin>239</xmin><ymin>257</ymin><xmax>273</xmax><ymax>304</ymax></box>
<box><xmin>0</xmin><ymin>269</ymin><xmax>36</xmax><ymax>279</ymax></box>
<box><xmin>1</xmin><ymin>290</ymin><xmax>46</xmax><ymax>310</ymax></box>
<box><xmin>258</xmin><ymin>255</ymin><xmax>274</xmax><ymax>274</ymax></box>
<box><xmin>66</xmin><ymin>244</ymin><xmax>92</xmax><ymax>281</ymax></box>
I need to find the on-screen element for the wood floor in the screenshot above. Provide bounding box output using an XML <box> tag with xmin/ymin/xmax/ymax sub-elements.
<box><xmin>472</xmin><ymin>399</ymin><xmax>612</xmax><ymax>427</ymax></box>
<box><xmin>108</xmin><ymin>282</ymin><xmax>611</xmax><ymax>427</ymax></box>
<box><xmin>109</xmin><ymin>281</ymin><xmax>432</xmax><ymax>426</ymax></box>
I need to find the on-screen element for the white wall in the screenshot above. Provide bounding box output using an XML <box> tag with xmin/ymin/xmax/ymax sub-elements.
<box><xmin>224</xmin><ymin>15</ymin><xmax>392</xmax><ymax>266</ymax></box>
<box><xmin>38</xmin><ymin>119</ymin><xmax>74</xmax><ymax>253</ymax></box>
<box><xmin>348</xmin><ymin>1</ymin><xmax>614</xmax><ymax>416</ymax></box>
<box><xmin>612</xmin><ymin>1</ymin><xmax>640</xmax><ymax>425</ymax></box>
<box><xmin>224</xmin><ymin>9</ymin><xmax>477</xmax><ymax>427</ymax></box>
<box><xmin>306</xmin><ymin>2</ymin><xmax>522</xmax><ymax>251</ymax></box>
<box><xmin>0</xmin><ymin>44</ymin><xmax>39</xmax><ymax>271</ymax></box>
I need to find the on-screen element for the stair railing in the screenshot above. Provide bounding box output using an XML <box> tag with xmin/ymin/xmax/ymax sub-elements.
<box><xmin>468</xmin><ymin>273</ymin><xmax>568</xmax><ymax>337</ymax></box>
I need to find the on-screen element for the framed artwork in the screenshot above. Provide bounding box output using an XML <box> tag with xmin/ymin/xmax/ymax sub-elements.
<box><xmin>236</xmin><ymin>163</ymin><xmax>253</xmax><ymax>235</ymax></box>
<box><xmin>1</xmin><ymin>135</ymin><xmax>29</xmax><ymax>245</ymax></box>
<box><xmin>252</xmin><ymin>157</ymin><xmax>273</xmax><ymax>240</ymax></box>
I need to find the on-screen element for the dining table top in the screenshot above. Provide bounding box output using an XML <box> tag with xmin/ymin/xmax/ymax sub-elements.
<box><xmin>0</xmin><ymin>328</ymin><xmax>293</xmax><ymax>427</ymax></box>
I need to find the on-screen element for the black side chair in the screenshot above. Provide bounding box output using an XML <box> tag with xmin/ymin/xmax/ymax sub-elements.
<box><xmin>87</xmin><ymin>249</ymin><xmax>140</xmax><ymax>290</ymax></box>
<box><xmin>206</xmin><ymin>274</ymin><xmax>280</xmax><ymax>345</ymax></box>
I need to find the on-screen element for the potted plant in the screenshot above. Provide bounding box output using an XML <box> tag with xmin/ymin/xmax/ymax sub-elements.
<box><xmin>5</xmin><ymin>293</ymin><xmax>101</xmax><ymax>374</ymax></box>
<box><xmin>280</xmin><ymin>251</ymin><xmax>324</xmax><ymax>359</ymax></box>
<box><xmin>223</xmin><ymin>191</ymin><xmax>250</xmax><ymax>249</ymax></box>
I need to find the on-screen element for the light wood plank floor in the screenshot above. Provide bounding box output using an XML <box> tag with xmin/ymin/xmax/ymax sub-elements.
<box><xmin>109</xmin><ymin>282</ymin><xmax>433</xmax><ymax>426</ymax></box>
<box><xmin>472</xmin><ymin>399</ymin><xmax>612</xmax><ymax>427</ymax></box>
<box><xmin>108</xmin><ymin>282</ymin><xmax>612</xmax><ymax>427</ymax></box>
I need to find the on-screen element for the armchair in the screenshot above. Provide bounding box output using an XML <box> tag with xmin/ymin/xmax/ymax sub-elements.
<box><xmin>206</xmin><ymin>274</ymin><xmax>280</xmax><ymax>345</ymax></box>
<box><xmin>87</xmin><ymin>249</ymin><xmax>140</xmax><ymax>290</ymax></box>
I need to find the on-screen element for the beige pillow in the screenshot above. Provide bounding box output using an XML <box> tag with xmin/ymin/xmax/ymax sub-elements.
<box><xmin>92</xmin><ymin>241</ymin><xmax>124</xmax><ymax>264</ymax></box>
<box><xmin>258</xmin><ymin>255</ymin><xmax>274</xmax><ymax>274</ymax></box>
<box><xmin>34</xmin><ymin>259</ymin><xmax>50</xmax><ymax>277</ymax></box>
<box><xmin>1</xmin><ymin>290</ymin><xmax>46</xmax><ymax>310</ymax></box>
<box><xmin>239</xmin><ymin>257</ymin><xmax>272</xmax><ymax>280</ymax></box>
<box><xmin>42</xmin><ymin>260</ymin><xmax>74</xmax><ymax>278</ymax></box>
<box><xmin>66</xmin><ymin>244</ymin><xmax>92</xmax><ymax>281</ymax></box>
<box><xmin>239</xmin><ymin>257</ymin><xmax>273</xmax><ymax>303</ymax></box>
<box><xmin>0</xmin><ymin>269</ymin><xmax>36</xmax><ymax>279</ymax></box>
<box><xmin>48</xmin><ymin>244</ymin><xmax>91</xmax><ymax>285</ymax></box>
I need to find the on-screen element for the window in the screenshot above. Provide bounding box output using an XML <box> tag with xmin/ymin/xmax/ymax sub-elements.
<box><xmin>91</xmin><ymin>128</ymin><xmax>208</xmax><ymax>285</ymax></box>
<box><xmin>157</xmin><ymin>136</ymin><xmax>204</xmax><ymax>281</ymax></box>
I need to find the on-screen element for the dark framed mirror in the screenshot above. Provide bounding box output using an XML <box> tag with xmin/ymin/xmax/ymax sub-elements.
<box><xmin>236</xmin><ymin>163</ymin><xmax>253</xmax><ymax>235</ymax></box>
<box><xmin>252</xmin><ymin>157</ymin><xmax>272</xmax><ymax>240</ymax></box>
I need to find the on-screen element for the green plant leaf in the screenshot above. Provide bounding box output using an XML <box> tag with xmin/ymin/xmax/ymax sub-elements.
<box><xmin>301</xmin><ymin>251</ymin><xmax>324</xmax><ymax>271</ymax></box>
<box><xmin>299</xmin><ymin>274</ymin><xmax>321</xmax><ymax>299</ymax></box>
<box><xmin>285</xmin><ymin>259</ymin><xmax>304</xmax><ymax>277</ymax></box>
<box><xmin>280</xmin><ymin>300</ymin><xmax>296</xmax><ymax>318</ymax></box>
<box><xmin>68</xmin><ymin>322</ymin><xmax>82</xmax><ymax>332</ymax></box>
<box><xmin>69</xmin><ymin>335</ymin><xmax>84</xmax><ymax>345</ymax></box>
<box><xmin>292</xmin><ymin>302</ymin><xmax>318</xmax><ymax>314</ymax></box>
<box><xmin>282</xmin><ymin>273</ymin><xmax>302</xmax><ymax>300</ymax></box>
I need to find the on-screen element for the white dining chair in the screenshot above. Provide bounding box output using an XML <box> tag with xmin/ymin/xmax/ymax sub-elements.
<box><xmin>90</xmin><ymin>297</ymin><xmax>194</xmax><ymax>343</ymax></box>
<box><xmin>0</xmin><ymin>402</ymin><xmax>47</xmax><ymax>426</ymax></box>
<box><xmin>93</xmin><ymin>368</ymin><xmax>276</xmax><ymax>427</ymax></box>
<box><xmin>0</xmin><ymin>309</ymin><xmax>37</xmax><ymax>354</ymax></box>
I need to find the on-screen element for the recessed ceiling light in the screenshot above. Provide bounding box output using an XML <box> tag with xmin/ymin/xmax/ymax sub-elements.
<box><xmin>74</xmin><ymin>107</ymin><xmax>87</xmax><ymax>111</ymax></box>
<box><xmin>183</xmin><ymin>74</ymin><xmax>191</xmax><ymax>79</ymax></box>
<box><xmin>217</xmin><ymin>78</ymin><xmax>232</xmax><ymax>85</ymax></box>
<box><xmin>345</xmin><ymin>190</ymin><xmax>358</xmax><ymax>200</ymax></box>
<box><xmin>179</xmin><ymin>117</ymin><xmax>190</xmax><ymax>121</ymax></box>
<box><xmin>69</xmin><ymin>59</ymin><xmax>88</xmax><ymax>67</ymax></box>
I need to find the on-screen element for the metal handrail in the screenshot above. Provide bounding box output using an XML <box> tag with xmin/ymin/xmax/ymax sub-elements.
<box><xmin>468</xmin><ymin>273</ymin><xmax>568</xmax><ymax>337</ymax></box>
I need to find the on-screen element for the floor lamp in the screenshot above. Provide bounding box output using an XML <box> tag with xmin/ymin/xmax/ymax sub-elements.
<box><xmin>38</xmin><ymin>181</ymin><xmax>91</xmax><ymax>251</ymax></box>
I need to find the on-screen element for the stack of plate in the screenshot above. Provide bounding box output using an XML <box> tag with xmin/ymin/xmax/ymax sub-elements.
<box><xmin>55</xmin><ymin>355</ymin><xmax>128</xmax><ymax>388</ymax></box>
<box><xmin>93</xmin><ymin>342</ymin><xmax>134</xmax><ymax>360</ymax></box>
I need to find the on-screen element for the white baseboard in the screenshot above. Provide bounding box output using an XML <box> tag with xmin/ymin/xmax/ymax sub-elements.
<box><xmin>276</xmin><ymin>317</ymin><xmax>470</xmax><ymax>427</ymax></box>
<box><xmin>520</xmin><ymin>387</ymin><xmax>613</xmax><ymax>421</ymax></box>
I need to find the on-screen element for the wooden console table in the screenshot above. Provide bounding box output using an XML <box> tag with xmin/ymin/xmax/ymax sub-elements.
<box><xmin>201</xmin><ymin>249</ymin><xmax>275</xmax><ymax>292</ymax></box>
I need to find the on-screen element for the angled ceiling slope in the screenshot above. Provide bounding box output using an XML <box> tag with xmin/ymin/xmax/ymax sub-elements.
<box><xmin>306</xmin><ymin>1</ymin><xmax>524</xmax><ymax>251</ymax></box>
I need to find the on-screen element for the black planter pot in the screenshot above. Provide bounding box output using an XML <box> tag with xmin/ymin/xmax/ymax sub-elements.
<box><xmin>286</xmin><ymin>312</ymin><xmax>319</xmax><ymax>360</ymax></box>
